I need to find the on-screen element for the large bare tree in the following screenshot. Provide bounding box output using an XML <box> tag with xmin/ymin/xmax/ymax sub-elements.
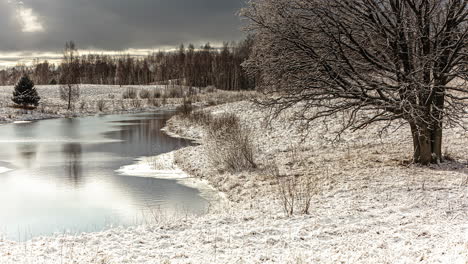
<box><xmin>242</xmin><ymin>0</ymin><xmax>467</xmax><ymax>164</ymax></box>
<box><xmin>60</xmin><ymin>41</ymin><xmax>81</xmax><ymax>110</ymax></box>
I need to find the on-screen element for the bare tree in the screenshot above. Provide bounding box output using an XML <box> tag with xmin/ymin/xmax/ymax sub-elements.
<box><xmin>242</xmin><ymin>0</ymin><xmax>467</xmax><ymax>165</ymax></box>
<box><xmin>60</xmin><ymin>41</ymin><xmax>81</xmax><ymax>110</ymax></box>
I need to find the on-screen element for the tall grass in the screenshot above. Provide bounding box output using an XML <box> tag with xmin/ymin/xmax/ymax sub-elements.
<box><xmin>205</xmin><ymin>113</ymin><xmax>256</xmax><ymax>172</ymax></box>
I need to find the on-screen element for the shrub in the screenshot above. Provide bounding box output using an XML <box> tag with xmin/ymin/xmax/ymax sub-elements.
<box><xmin>166</xmin><ymin>86</ymin><xmax>184</xmax><ymax>98</ymax></box>
<box><xmin>96</xmin><ymin>99</ymin><xmax>106</xmax><ymax>112</ymax></box>
<box><xmin>139</xmin><ymin>89</ymin><xmax>151</xmax><ymax>99</ymax></box>
<box><xmin>277</xmin><ymin>174</ymin><xmax>316</xmax><ymax>216</ymax></box>
<box><xmin>205</xmin><ymin>114</ymin><xmax>256</xmax><ymax>172</ymax></box>
<box><xmin>119</xmin><ymin>100</ymin><xmax>126</xmax><ymax>110</ymax></box>
<box><xmin>187</xmin><ymin>110</ymin><xmax>212</xmax><ymax>126</ymax></box>
<box><xmin>12</xmin><ymin>75</ymin><xmax>41</xmax><ymax>108</ymax></box>
<box><xmin>79</xmin><ymin>101</ymin><xmax>87</xmax><ymax>111</ymax></box>
<box><xmin>147</xmin><ymin>98</ymin><xmax>161</xmax><ymax>107</ymax></box>
<box><xmin>130</xmin><ymin>99</ymin><xmax>141</xmax><ymax>108</ymax></box>
<box><xmin>176</xmin><ymin>98</ymin><xmax>193</xmax><ymax>116</ymax></box>
<box><xmin>122</xmin><ymin>88</ymin><xmax>138</xmax><ymax>99</ymax></box>
<box><xmin>267</xmin><ymin>159</ymin><xmax>318</xmax><ymax>216</ymax></box>
<box><xmin>152</xmin><ymin>90</ymin><xmax>162</xmax><ymax>98</ymax></box>
<box><xmin>205</xmin><ymin>85</ymin><xmax>216</xmax><ymax>93</ymax></box>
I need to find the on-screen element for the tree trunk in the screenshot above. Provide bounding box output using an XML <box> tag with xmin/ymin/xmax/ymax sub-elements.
<box><xmin>410</xmin><ymin>123</ymin><xmax>421</xmax><ymax>162</ymax></box>
<box><xmin>68</xmin><ymin>84</ymin><xmax>72</xmax><ymax>110</ymax></box>
<box><xmin>411</xmin><ymin>122</ymin><xmax>431</xmax><ymax>165</ymax></box>
<box><xmin>431</xmin><ymin>125</ymin><xmax>443</xmax><ymax>163</ymax></box>
<box><xmin>430</xmin><ymin>88</ymin><xmax>445</xmax><ymax>164</ymax></box>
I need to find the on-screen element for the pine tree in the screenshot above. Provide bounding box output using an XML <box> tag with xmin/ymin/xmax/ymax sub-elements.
<box><xmin>12</xmin><ymin>75</ymin><xmax>41</xmax><ymax>108</ymax></box>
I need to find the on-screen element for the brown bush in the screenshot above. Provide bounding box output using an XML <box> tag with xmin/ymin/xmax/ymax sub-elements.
<box><xmin>166</xmin><ymin>86</ymin><xmax>184</xmax><ymax>98</ymax></box>
<box><xmin>205</xmin><ymin>114</ymin><xmax>256</xmax><ymax>172</ymax></box>
<box><xmin>139</xmin><ymin>89</ymin><xmax>151</xmax><ymax>99</ymax></box>
<box><xmin>96</xmin><ymin>99</ymin><xmax>106</xmax><ymax>112</ymax></box>
<box><xmin>267</xmin><ymin>158</ymin><xmax>319</xmax><ymax>217</ymax></box>
<box><xmin>175</xmin><ymin>98</ymin><xmax>193</xmax><ymax>116</ymax></box>
<box><xmin>122</xmin><ymin>88</ymin><xmax>138</xmax><ymax>99</ymax></box>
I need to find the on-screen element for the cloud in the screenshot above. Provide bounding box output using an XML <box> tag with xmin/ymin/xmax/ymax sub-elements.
<box><xmin>0</xmin><ymin>0</ymin><xmax>245</xmax><ymax>53</ymax></box>
<box><xmin>17</xmin><ymin>7</ymin><xmax>44</xmax><ymax>33</ymax></box>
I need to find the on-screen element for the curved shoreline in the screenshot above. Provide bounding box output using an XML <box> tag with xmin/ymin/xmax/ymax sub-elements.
<box><xmin>0</xmin><ymin>106</ymin><xmax>178</xmax><ymax>125</ymax></box>
<box><xmin>116</xmin><ymin>151</ymin><xmax>225</xmax><ymax>202</ymax></box>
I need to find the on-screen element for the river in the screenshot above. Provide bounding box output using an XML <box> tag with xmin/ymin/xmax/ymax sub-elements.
<box><xmin>0</xmin><ymin>112</ymin><xmax>207</xmax><ymax>241</ymax></box>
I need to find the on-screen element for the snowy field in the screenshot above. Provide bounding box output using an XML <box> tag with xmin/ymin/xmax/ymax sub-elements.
<box><xmin>0</xmin><ymin>85</ymin><xmax>254</xmax><ymax>124</ymax></box>
<box><xmin>0</xmin><ymin>99</ymin><xmax>466</xmax><ymax>263</ymax></box>
<box><xmin>0</xmin><ymin>85</ymin><xmax>174</xmax><ymax>123</ymax></box>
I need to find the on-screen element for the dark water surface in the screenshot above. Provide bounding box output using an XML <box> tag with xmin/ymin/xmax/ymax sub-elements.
<box><xmin>0</xmin><ymin>112</ymin><xmax>207</xmax><ymax>241</ymax></box>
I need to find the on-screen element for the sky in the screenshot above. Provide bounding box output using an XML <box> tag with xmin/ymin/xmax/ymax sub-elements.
<box><xmin>0</xmin><ymin>0</ymin><xmax>246</xmax><ymax>68</ymax></box>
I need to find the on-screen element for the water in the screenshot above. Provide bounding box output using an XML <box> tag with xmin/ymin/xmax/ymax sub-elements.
<box><xmin>0</xmin><ymin>112</ymin><xmax>207</xmax><ymax>241</ymax></box>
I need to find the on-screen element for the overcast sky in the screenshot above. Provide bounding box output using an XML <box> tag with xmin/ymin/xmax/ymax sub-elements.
<box><xmin>0</xmin><ymin>0</ymin><xmax>246</xmax><ymax>67</ymax></box>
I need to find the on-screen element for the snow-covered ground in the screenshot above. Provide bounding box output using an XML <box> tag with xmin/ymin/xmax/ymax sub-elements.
<box><xmin>0</xmin><ymin>85</ymin><xmax>184</xmax><ymax>123</ymax></box>
<box><xmin>0</xmin><ymin>99</ymin><xmax>466</xmax><ymax>263</ymax></box>
<box><xmin>116</xmin><ymin>152</ymin><xmax>224</xmax><ymax>202</ymax></box>
<box><xmin>0</xmin><ymin>167</ymin><xmax>11</xmax><ymax>174</ymax></box>
<box><xmin>0</xmin><ymin>85</ymin><xmax>255</xmax><ymax>124</ymax></box>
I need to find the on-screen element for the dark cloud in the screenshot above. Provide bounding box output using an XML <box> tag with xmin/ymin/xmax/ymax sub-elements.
<box><xmin>0</xmin><ymin>0</ymin><xmax>245</xmax><ymax>52</ymax></box>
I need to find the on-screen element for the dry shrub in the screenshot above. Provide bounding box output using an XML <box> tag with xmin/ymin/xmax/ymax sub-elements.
<box><xmin>96</xmin><ymin>99</ymin><xmax>106</xmax><ymax>112</ymax></box>
<box><xmin>166</xmin><ymin>86</ymin><xmax>184</xmax><ymax>98</ymax></box>
<box><xmin>204</xmin><ymin>85</ymin><xmax>216</xmax><ymax>93</ymax></box>
<box><xmin>38</xmin><ymin>104</ymin><xmax>60</xmax><ymax>114</ymax></box>
<box><xmin>201</xmin><ymin>91</ymin><xmax>256</xmax><ymax>106</ymax></box>
<box><xmin>122</xmin><ymin>87</ymin><xmax>138</xmax><ymax>99</ymax></box>
<box><xmin>79</xmin><ymin>101</ymin><xmax>87</xmax><ymax>111</ymax></box>
<box><xmin>277</xmin><ymin>174</ymin><xmax>316</xmax><ymax>216</ymax></box>
<box><xmin>268</xmin><ymin>159</ymin><xmax>319</xmax><ymax>216</ymax></box>
<box><xmin>148</xmin><ymin>98</ymin><xmax>161</xmax><ymax>107</ymax></box>
<box><xmin>130</xmin><ymin>99</ymin><xmax>142</xmax><ymax>108</ymax></box>
<box><xmin>187</xmin><ymin>110</ymin><xmax>212</xmax><ymax>126</ymax></box>
<box><xmin>152</xmin><ymin>89</ymin><xmax>162</xmax><ymax>98</ymax></box>
<box><xmin>119</xmin><ymin>100</ymin><xmax>126</xmax><ymax>110</ymax></box>
<box><xmin>175</xmin><ymin>98</ymin><xmax>193</xmax><ymax>116</ymax></box>
<box><xmin>139</xmin><ymin>89</ymin><xmax>151</xmax><ymax>99</ymax></box>
<box><xmin>205</xmin><ymin>113</ymin><xmax>256</xmax><ymax>172</ymax></box>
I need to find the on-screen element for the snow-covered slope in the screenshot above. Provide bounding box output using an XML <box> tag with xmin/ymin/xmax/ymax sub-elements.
<box><xmin>0</xmin><ymin>100</ymin><xmax>466</xmax><ymax>264</ymax></box>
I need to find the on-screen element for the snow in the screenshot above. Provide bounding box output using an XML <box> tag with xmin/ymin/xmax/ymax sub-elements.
<box><xmin>116</xmin><ymin>151</ymin><xmax>226</xmax><ymax>202</ymax></box>
<box><xmin>0</xmin><ymin>96</ymin><xmax>466</xmax><ymax>263</ymax></box>
<box><xmin>0</xmin><ymin>84</ymin><xmax>182</xmax><ymax>123</ymax></box>
<box><xmin>12</xmin><ymin>121</ymin><xmax>32</xmax><ymax>124</ymax></box>
<box><xmin>0</xmin><ymin>167</ymin><xmax>11</xmax><ymax>174</ymax></box>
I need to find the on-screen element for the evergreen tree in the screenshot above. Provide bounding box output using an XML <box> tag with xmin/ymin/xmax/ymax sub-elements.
<box><xmin>12</xmin><ymin>75</ymin><xmax>41</xmax><ymax>108</ymax></box>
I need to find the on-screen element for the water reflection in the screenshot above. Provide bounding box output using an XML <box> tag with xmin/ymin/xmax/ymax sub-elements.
<box><xmin>0</xmin><ymin>112</ymin><xmax>206</xmax><ymax>241</ymax></box>
<box><xmin>16</xmin><ymin>144</ymin><xmax>38</xmax><ymax>169</ymax></box>
<box><xmin>63</xmin><ymin>143</ymin><xmax>83</xmax><ymax>186</ymax></box>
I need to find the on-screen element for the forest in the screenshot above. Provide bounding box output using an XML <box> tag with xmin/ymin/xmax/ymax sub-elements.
<box><xmin>0</xmin><ymin>37</ymin><xmax>255</xmax><ymax>91</ymax></box>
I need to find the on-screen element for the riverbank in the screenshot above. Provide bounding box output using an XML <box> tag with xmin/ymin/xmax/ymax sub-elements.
<box><xmin>0</xmin><ymin>99</ymin><xmax>466</xmax><ymax>263</ymax></box>
<box><xmin>0</xmin><ymin>84</ymin><xmax>251</xmax><ymax>124</ymax></box>
<box><xmin>0</xmin><ymin>85</ymin><xmax>161</xmax><ymax>123</ymax></box>
<box><xmin>165</xmin><ymin>101</ymin><xmax>468</xmax><ymax>262</ymax></box>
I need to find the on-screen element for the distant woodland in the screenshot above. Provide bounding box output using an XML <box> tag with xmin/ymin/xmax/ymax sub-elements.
<box><xmin>0</xmin><ymin>37</ymin><xmax>255</xmax><ymax>90</ymax></box>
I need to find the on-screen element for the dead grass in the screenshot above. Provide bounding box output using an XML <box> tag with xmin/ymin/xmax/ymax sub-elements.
<box><xmin>205</xmin><ymin>113</ymin><xmax>257</xmax><ymax>172</ymax></box>
<box><xmin>122</xmin><ymin>87</ymin><xmax>138</xmax><ymax>99</ymax></box>
<box><xmin>139</xmin><ymin>89</ymin><xmax>151</xmax><ymax>99</ymax></box>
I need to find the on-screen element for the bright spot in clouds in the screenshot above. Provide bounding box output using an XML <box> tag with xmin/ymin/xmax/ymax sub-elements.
<box><xmin>17</xmin><ymin>6</ymin><xmax>44</xmax><ymax>33</ymax></box>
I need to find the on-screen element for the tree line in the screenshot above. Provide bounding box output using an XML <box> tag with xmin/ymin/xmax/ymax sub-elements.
<box><xmin>0</xmin><ymin>37</ymin><xmax>255</xmax><ymax>91</ymax></box>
